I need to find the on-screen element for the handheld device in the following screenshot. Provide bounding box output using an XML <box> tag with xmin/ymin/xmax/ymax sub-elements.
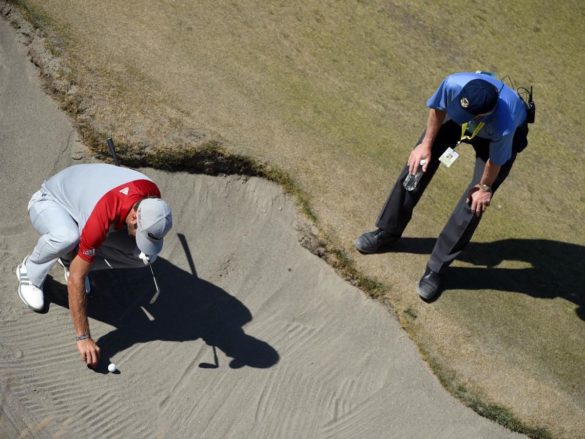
<box><xmin>518</xmin><ymin>86</ymin><xmax>535</xmax><ymax>124</ymax></box>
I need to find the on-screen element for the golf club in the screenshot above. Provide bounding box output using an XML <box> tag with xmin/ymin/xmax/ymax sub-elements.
<box><xmin>108</xmin><ymin>137</ymin><xmax>161</xmax><ymax>304</ymax></box>
<box><xmin>148</xmin><ymin>261</ymin><xmax>160</xmax><ymax>304</ymax></box>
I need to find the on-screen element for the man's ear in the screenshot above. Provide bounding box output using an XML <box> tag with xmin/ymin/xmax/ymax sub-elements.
<box><xmin>127</xmin><ymin>208</ymin><xmax>138</xmax><ymax>226</ymax></box>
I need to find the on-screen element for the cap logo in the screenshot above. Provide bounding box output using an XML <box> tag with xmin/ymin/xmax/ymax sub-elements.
<box><xmin>119</xmin><ymin>187</ymin><xmax>129</xmax><ymax>195</ymax></box>
<box><xmin>460</xmin><ymin>97</ymin><xmax>470</xmax><ymax>108</ymax></box>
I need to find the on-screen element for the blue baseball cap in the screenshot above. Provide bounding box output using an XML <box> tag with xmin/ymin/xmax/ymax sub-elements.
<box><xmin>447</xmin><ymin>79</ymin><xmax>499</xmax><ymax>124</ymax></box>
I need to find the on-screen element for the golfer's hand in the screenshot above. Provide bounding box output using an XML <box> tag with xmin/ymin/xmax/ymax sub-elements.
<box><xmin>77</xmin><ymin>338</ymin><xmax>100</xmax><ymax>368</ymax></box>
<box><xmin>408</xmin><ymin>143</ymin><xmax>431</xmax><ymax>175</ymax></box>
<box><xmin>467</xmin><ymin>186</ymin><xmax>492</xmax><ymax>217</ymax></box>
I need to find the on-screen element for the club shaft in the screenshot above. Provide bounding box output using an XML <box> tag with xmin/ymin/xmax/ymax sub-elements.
<box><xmin>148</xmin><ymin>263</ymin><xmax>160</xmax><ymax>304</ymax></box>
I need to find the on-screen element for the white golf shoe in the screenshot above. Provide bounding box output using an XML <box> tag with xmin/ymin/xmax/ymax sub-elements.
<box><xmin>16</xmin><ymin>256</ymin><xmax>44</xmax><ymax>312</ymax></box>
<box><xmin>58</xmin><ymin>258</ymin><xmax>91</xmax><ymax>294</ymax></box>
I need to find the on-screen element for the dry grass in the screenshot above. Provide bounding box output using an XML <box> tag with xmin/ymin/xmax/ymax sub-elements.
<box><xmin>4</xmin><ymin>0</ymin><xmax>585</xmax><ymax>437</ymax></box>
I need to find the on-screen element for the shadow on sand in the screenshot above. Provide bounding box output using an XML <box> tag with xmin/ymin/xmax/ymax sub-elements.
<box><xmin>394</xmin><ymin>237</ymin><xmax>584</xmax><ymax>319</ymax></box>
<box><xmin>45</xmin><ymin>234</ymin><xmax>279</xmax><ymax>373</ymax></box>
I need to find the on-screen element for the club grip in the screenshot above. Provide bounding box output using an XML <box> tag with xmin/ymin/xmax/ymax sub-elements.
<box><xmin>106</xmin><ymin>137</ymin><xmax>120</xmax><ymax>166</ymax></box>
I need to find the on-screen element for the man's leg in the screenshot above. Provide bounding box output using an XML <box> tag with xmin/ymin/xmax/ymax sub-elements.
<box><xmin>428</xmin><ymin>122</ymin><xmax>528</xmax><ymax>276</ymax></box>
<box><xmin>356</xmin><ymin>121</ymin><xmax>461</xmax><ymax>253</ymax></box>
<box><xmin>26</xmin><ymin>191</ymin><xmax>80</xmax><ymax>287</ymax></box>
<box><xmin>17</xmin><ymin>191</ymin><xmax>80</xmax><ymax>311</ymax></box>
<box><xmin>417</xmin><ymin>146</ymin><xmax>518</xmax><ymax>301</ymax></box>
<box><xmin>428</xmin><ymin>152</ymin><xmax>516</xmax><ymax>274</ymax></box>
<box><xmin>377</xmin><ymin>121</ymin><xmax>462</xmax><ymax>235</ymax></box>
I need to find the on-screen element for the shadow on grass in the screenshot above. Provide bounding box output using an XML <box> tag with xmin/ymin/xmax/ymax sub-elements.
<box><xmin>44</xmin><ymin>235</ymin><xmax>279</xmax><ymax>373</ymax></box>
<box><xmin>395</xmin><ymin>237</ymin><xmax>585</xmax><ymax>320</ymax></box>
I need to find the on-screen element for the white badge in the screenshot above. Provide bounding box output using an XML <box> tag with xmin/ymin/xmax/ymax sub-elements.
<box><xmin>439</xmin><ymin>147</ymin><xmax>459</xmax><ymax>168</ymax></box>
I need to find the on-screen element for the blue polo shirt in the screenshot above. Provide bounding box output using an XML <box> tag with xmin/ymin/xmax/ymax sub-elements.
<box><xmin>426</xmin><ymin>72</ymin><xmax>527</xmax><ymax>165</ymax></box>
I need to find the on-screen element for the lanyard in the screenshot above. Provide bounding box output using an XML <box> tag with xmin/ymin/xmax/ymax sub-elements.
<box><xmin>458</xmin><ymin>121</ymin><xmax>485</xmax><ymax>144</ymax></box>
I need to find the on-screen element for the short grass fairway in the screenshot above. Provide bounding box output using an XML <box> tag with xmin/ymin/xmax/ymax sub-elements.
<box><xmin>4</xmin><ymin>0</ymin><xmax>585</xmax><ymax>437</ymax></box>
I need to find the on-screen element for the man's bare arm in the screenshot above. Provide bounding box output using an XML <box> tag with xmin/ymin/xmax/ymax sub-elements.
<box><xmin>468</xmin><ymin>159</ymin><xmax>501</xmax><ymax>216</ymax></box>
<box><xmin>68</xmin><ymin>255</ymin><xmax>100</xmax><ymax>367</ymax></box>
<box><xmin>479</xmin><ymin>159</ymin><xmax>501</xmax><ymax>188</ymax></box>
<box><xmin>408</xmin><ymin>108</ymin><xmax>446</xmax><ymax>174</ymax></box>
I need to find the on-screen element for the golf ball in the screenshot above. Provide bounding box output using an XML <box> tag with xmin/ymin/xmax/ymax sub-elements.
<box><xmin>108</xmin><ymin>363</ymin><xmax>117</xmax><ymax>373</ymax></box>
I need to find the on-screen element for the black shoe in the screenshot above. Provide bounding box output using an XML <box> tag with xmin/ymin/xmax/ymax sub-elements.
<box><xmin>417</xmin><ymin>266</ymin><xmax>442</xmax><ymax>302</ymax></box>
<box><xmin>355</xmin><ymin>229</ymin><xmax>399</xmax><ymax>254</ymax></box>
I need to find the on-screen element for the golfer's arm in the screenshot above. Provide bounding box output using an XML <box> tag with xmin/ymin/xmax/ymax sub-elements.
<box><xmin>420</xmin><ymin>108</ymin><xmax>446</xmax><ymax>148</ymax></box>
<box><xmin>480</xmin><ymin>159</ymin><xmax>501</xmax><ymax>187</ymax></box>
<box><xmin>68</xmin><ymin>256</ymin><xmax>92</xmax><ymax>338</ymax></box>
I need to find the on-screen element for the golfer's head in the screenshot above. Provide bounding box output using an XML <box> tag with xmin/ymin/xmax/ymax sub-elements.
<box><xmin>135</xmin><ymin>198</ymin><xmax>173</xmax><ymax>256</ymax></box>
<box><xmin>447</xmin><ymin>79</ymin><xmax>499</xmax><ymax>124</ymax></box>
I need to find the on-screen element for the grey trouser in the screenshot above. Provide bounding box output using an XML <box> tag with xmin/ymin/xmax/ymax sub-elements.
<box><xmin>26</xmin><ymin>189</ymin><xmax>145</xmax><ymax>287</ymax></box>
<box><xmin>376</xmin><ymin>120</ymin><xmax>526</xmax><ymax>274</ymax></box>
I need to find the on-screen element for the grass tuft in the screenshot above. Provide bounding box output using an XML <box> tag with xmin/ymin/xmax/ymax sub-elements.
<box><xmin>4</xmin><ymin>0</ymin><xmax>48</xmax><ymax>30</ymax></box>
<box><xmin>404</xmin><ymin>308</ymin><xmax>418</xmax><ymax>320</ymax></box>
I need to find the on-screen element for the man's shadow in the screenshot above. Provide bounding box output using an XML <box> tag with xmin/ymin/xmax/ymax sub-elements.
<box><xmin>45</xmin><ymin>234</ymin><xmax>279</xmax><ymax>373</ymax></box>
<box><xmin>394</xmin><ymin>237</ymin><xmax>585</xmax><ymax>320</ymax></box>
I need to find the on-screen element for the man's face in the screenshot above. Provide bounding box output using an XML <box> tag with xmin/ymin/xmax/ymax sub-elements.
<box><xmin>126</xmin><ymin>208</ymin><xmax>138</xmax><ymax>237</ymax></box>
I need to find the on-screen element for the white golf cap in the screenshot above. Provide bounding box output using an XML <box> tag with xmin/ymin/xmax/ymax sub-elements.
<box><xmin>136</xmin><ymin>198</ymin><xmax>173</xmax><ymax>256</ymax></box>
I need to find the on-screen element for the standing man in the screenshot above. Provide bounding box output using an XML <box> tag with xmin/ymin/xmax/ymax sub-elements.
<box><xmin>355</xmin><ymin>71</ymin><xmax>530</xmax><ymax>301</ymax></box>
<box><xmin>16</xmin><ymin>163</ymin><xmax>173</xmax><ymax>367</ymax></box>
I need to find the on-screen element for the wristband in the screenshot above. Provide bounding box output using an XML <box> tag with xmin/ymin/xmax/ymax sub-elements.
<box><xmin>75</xmin><ymin>334</ymin><xmax>90</xmax><ymax>341</ymax></box>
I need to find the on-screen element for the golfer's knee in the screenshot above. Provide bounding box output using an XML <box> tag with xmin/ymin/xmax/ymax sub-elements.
<box><xmin>49</xmin><ymin>228</ymin><xmax>79</xmax><ymax>253</ymax></box>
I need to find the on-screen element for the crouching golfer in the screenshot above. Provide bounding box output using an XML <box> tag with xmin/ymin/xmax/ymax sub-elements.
<box><xmin>16</xmin><ymin>163</ymin><xmax>173</xmax><ymax>367</ymax></box>
<box><xmin>355</xmin><ymin>71</ymin><xmax>530</xmax><ymax>301</ymax></box>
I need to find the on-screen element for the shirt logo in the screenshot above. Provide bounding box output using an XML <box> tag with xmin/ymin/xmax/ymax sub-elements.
<box><xmin>83</xmin><ymin>249</ymin><xmax>96</xmax><ymax>257</ymax></box>
<box><xmin>119</xmin><ymin>187</ymin><xmax>129</xmax><ymax>195</ymax></box>
<box><xmin>460</xmin><ymin>97</ymin><xmax>470</xmax><ymax>108</ymax></box>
